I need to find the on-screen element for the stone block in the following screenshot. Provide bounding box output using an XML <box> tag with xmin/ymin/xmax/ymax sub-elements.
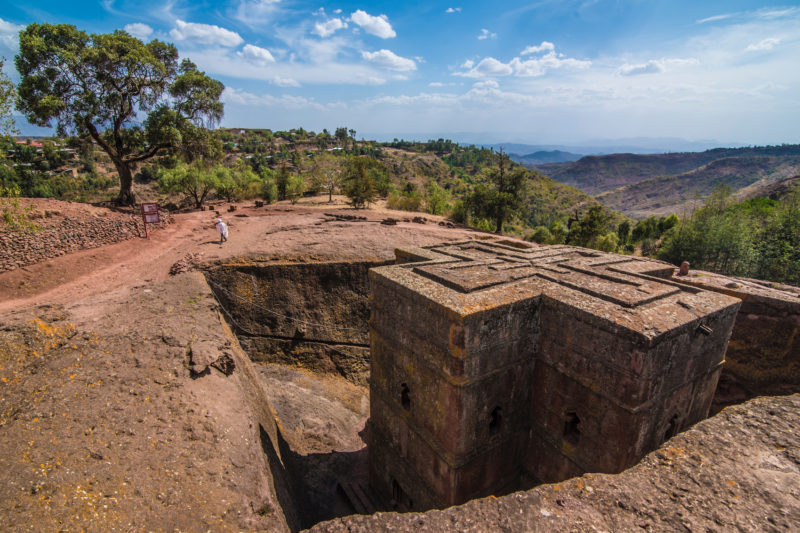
<box><xmin>368</xmin><ymin>241</ymin><xmax>740</xmax><ymax>512</ymax></box>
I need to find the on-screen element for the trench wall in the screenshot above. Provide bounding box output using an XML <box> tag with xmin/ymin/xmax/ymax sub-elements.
<box><xmin>669</xmin><ymin>273</ymin><xmax>800</xmax><ymax>410</ymax></box>
<box><xmin>204</xmin><ymin>260</ymin><xmax>387</xmax><ymax>385</ymax></box>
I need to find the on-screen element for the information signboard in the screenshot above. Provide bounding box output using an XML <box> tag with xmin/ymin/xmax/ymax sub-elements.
<box><xmin>140</xmin><ymin>203</ymin><xmax>160</xmax><ymax>238</ymax></box>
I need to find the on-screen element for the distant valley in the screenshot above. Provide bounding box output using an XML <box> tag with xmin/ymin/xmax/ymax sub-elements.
<box><xmin>526</xmin><ymin>145</ymin><xmax>800</xmax><ymax>218</ymax></box>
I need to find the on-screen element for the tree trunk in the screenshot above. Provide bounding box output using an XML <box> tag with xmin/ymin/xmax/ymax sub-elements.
<box><xmin>114</xmin><ymin>160</ymin><xmax>136</xmax><ymax>206</ymax></box>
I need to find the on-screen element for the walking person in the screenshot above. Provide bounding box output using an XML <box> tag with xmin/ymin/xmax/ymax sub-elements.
<box><xmin>215</xmin><ymin>218</ymin><xmax>228</xmax><ymax>244</ymax></box>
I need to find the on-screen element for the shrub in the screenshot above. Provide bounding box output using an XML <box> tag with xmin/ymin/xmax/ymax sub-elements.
<box><xmin>387</xmin><ymin>193</ymin><xmax>423</xmax><ymax>212</ymax></box>
<box><xmin>527</xmin><ymin>226</ymin><xmax>552</xmax><ymax>244</ymax></box>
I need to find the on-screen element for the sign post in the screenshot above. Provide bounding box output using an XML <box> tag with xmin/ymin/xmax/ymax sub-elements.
<box><xmin>140</xmin><ymin>203</ymin><xmax>160</xmax><ymax>239</ymax></box>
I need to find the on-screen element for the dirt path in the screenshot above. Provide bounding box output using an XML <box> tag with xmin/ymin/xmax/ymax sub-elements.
<box><xmin>0</xmin><ymin>198</ymin><xmax>478</xmax><ymax>316</ymax></box>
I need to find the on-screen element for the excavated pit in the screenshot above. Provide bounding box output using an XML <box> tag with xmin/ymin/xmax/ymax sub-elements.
<box><xmin>204</xmin><ymin>260</ymin><xmax>387</xmax><ymax>530</ymax></box>
<box><xmin>203</xmin><ymin>255</ymin><xmax>799</xmax><ymax>531</ymax></box>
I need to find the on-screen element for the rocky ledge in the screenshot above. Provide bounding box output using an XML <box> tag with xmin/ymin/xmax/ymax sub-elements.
<box><xmin>311</xmin><ymin>393</ymin><xmax>800</xmax><ymax>532</ymax></box>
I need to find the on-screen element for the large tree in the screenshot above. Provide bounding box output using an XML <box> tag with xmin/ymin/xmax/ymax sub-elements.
<box><xmin>15</xmin><ymin>24</ymin><xmax>224</xmax><ymax>205</ymax></box>
<box><xmin>466</xmin><ymin>149</ymin><xmax>528</xmax><ymax>234</ymax></box>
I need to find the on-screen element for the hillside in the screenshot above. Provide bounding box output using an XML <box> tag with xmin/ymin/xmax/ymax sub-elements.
<box><xmin>596</xmin><ymin>156</ymin><xmax>800</xmax><ymax>218</ymax></box>
<box><xmin>741</xmin><ymin>175</ymin><xmax>800</xmax><ymax>202</ymax></box>
<box><xmin>4</xmin><ymin>130</ymin><xmax>626</xmax><ymax>240</ymax></box>
<box><xmin>532</xmin><ymin>145</ymin><xmax>800</xmax><ymax>195</ymax></box>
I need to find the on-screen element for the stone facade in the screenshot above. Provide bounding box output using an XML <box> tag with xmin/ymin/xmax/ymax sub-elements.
<box><xmin>368</xmin><ymin>241</ymin><xmax>741</xmax><ymax>511</ymax></box>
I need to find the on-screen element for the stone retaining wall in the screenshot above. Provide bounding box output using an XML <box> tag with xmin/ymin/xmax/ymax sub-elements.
<box><xmin>0</xmin><ymin>211</ymin><xmax>172</xmax><ymax>273</ymax></box>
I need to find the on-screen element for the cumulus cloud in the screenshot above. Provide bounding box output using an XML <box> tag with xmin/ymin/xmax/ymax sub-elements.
<box><xmin>237</xmin><ymin>44</ymin><xmax>275</xmax><ymax>65</ymax></box>
<box><xmin>361</xmin><ymin>49</ymin><xmax>416</xmax><ymax>71</ymax></box>
<box><xmin>0</xmin><ymin>18</ymin><xmax>24</xmax><ymax>50</ymax></box>
<box><xmin>457</xmin><ymin>43</ymin><xmax>590</xmax><ymax>78</ymax></box>
<box><xmin>745</xmin><ymin>37</ymin><xmax>780</xmax><ymax>51</ymax></box>
<box><xmin>170</xmin><ymin>20</ymin><xmax>244</xmax><ymax>47</ymax></box>
<box><xmin>446</xmin><ymin>7</ymin><xmax>461</xmax><ymax>13</ymax></box>
<box><xmin>472</xmin><ymin>57</ymin><xmax>513</xmax><ymax>76</ymax></box>
<box><xmin>478</xmin><ymin>29</ymin><xmax>496</xmax><ymax>40</ymax></box>
<box><xmin>313</xmin><ymin>18</ymin><xmax>347</xmax><ymax>38</ymax></box>
<box><xmin>617</xmin><ymin>58</ymin><xmax>699</xmax><ymax>76</ymax></box>
<box><xmin>123</xmin><ymin>23</ymin><xmax>153</xmax><ymax>40</ymax></box>
<box><xmin>521</xmin><ymin>41</ymin><xmax>554</xmax><ymax>55</ymax></box>
<box><xmin>350</xmin><ymin>10</ymin><xmax>396</xmax><ymax>39</ymax></box>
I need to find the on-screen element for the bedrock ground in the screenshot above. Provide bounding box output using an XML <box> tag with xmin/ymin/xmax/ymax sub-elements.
<box><xmin>0</xmin><ymin>198</ymin><xmax>798</xmax><ymax>531</ymax></box>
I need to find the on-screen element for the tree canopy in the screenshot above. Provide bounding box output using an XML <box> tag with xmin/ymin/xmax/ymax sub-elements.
<box><xmin>0</xmin><ymin>58</ymin><xmax>16</xmax><ymax>138</ymax></box>
<box><xmin>342</xmin><ymin>156</ymin><xmax>377</xmax><ymax>208</ymax></box>
<box><xmin>15</xmin><ymin>24</ymin><xmax>224</xmax><ymax>205</ymax></box>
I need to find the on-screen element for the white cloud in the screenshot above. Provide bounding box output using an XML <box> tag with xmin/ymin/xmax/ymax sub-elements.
<box><xmin>231</xmin><ymin>0</ymin><xmax>281</xmax><ymax>27</ymax></box>
<box><xmin>757</xmin><ymin>8</ymin><xmax>800</xmax><ymax>20</ymax></box>
<box><xmin>461</xmin><ymin>59</ymin><xmax>475</xmax><ymax>69</ymax></box>
<box><xmin>697</xmin><ymin>7</ymin><xmax>799</xmax><ymax>25</ymax></box>
<box><xmin>746</xmin><ymin>37</ymin><xmax>780</xmax><ymax>51</ymax></box>
<box><xmin>478</xmin><ymin>29</ymin><xmax>496</xmax><ymax>40</ymax></box>
<box><xmin>617</xmin><ymin>60</ymin><xmax>663</xmax><ymax>76</ymax></box>
<box><xmin>313</xmin><ymin>18</ymin><xmax>347</xmax><ymax>38</ymax></box>
<box><xmin>361</xmin><ymin>49</ymin><xmax>416</xmax><ymax>71</ymax></box>
<box><xmin>350</xmin><ymin>10</ymin><xmax>396</xmax><ymax>39</ymax></box>
<box><xmin>457</xmin><ymin>44</ymin><xmax>590</xmax><ymax>78</ymax></box>
<box><xmin>123</xmin><ymin>23</ymin><xmax>153</xmax><ymax>40</ymax></box>
<box><xmin>237</xmin><ymin>44</ymin><xmax>275</xmax><ymax>65</ymax></box>
<box><xmin>473</xmin><ymin>80</ymin><xmax>499</xmax><ymax>89</ymax></box>
<box><xmin>473</xmin><ymin>57</ymin><xmax>513</xmax><ymax>76</ymax></box>
<box><xmin>521</xmin><ymin>41</ymin><xmax>555</xmax><ymax>55</ymax></box>
<box><xmin>223</xmin><ymin>87</ymin><xmax>324</xmax><ymax>110</ymax></box>
<box><xmin>429</xmin><ymin>82</ymin><xmax>444</xmax><ymax>87</ymax></box>
<box><xmin>446</xmin><ymin>7</ymin><xmax>461</xmax><ymax>13</ymax></box>
<box><xmin>170</xmin><ymin>20</ymin><xmax>244</xmax><ymax>47</ymax></box>
<box><xmin>697</xmin><ymin>13</ymin><xmax>733</xmax><ymax>24</ymax></box>
<box><xmin>0</xmin><ymin>18</ymin><xmax>24</xmax><ymax>50</ymax></box>
<box><xmin>271</xmin><ymin>77</ymin><xmax>300</xmax><ymax>87</ymax></box>
<box><xmin>617</xmin><ymin>58</ymin><xmax>699</xmax><ymax>76</ymax></box>
<box><xmin>180</xmin><ymin>45</ymin><xmax>391</xmax><ymax>86</ymax></box>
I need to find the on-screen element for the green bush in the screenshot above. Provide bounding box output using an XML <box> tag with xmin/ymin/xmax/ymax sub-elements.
<box><xmin>527</xmin><ymin>226</ymin><xmax>552</xmax><ymax>244</ymax></box>
<box><xmin>386</xmin><ymin>193</ymin><xmax>423</xmax><ymax>212</ymax></box>
<box><xmin>286</xmin><ymin>174</ymin><xmax>305</xmax><ymax>204</ymax></box>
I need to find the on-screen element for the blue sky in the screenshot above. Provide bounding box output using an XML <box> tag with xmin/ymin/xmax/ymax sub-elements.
<box><xmin>1</xmin><ymin>1</ymin><xmax>799</xmax><ymax>147</ymax></box>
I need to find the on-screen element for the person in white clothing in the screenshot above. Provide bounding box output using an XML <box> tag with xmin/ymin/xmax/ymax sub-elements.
<box><xmin>215</xmin><ymin>218</ymin><xmax>228</xmax><ymax>243</ymax></box>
